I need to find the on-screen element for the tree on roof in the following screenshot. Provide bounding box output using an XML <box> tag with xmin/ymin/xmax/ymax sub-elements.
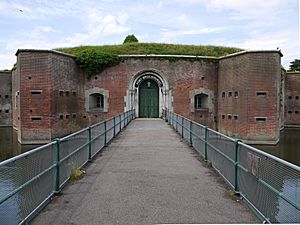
<box><xmin>123</xmin><ymin>34</ymin><xmax>139</xmax><ymax>44</ymax></box>
<box><xmin>288</xmin><ymin>59</ymin><xmax>300</xmax><ymax>71</ymax></box>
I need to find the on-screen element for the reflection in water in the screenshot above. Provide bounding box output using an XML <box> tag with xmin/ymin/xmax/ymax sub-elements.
<box><xmin>0</xmin><ymin>127</ymin><xmax>40</xmax><ymax>162</ymax></box>
<box><xmin>254</xmin><ymin>128</ymin><xmax>300</xmax><ymax>167</ymax></box>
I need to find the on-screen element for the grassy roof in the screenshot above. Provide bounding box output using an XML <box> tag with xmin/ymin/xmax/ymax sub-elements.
<box><xmin>55</xmin><ymin>42</ymin><xmax>243</xmax><ymax>57</ymax></box>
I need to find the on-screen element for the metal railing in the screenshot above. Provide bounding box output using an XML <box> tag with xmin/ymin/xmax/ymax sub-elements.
<box><xmin>164</xmin><ymin>110</ymin><xmax>300</xmax><ymax>223</ymax></box>
<box><xmin>0</xmin><ymin>110</ymin><xmax>135</xmax><ymax>225</ymax></box>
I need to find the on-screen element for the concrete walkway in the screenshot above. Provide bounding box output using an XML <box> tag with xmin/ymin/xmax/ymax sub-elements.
<box><xmin>31</xmin><ymin>119</ymin><xmax>258</xmax><ymax>224</ymax></box>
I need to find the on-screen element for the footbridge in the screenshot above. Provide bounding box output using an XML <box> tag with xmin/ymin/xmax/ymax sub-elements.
<box><xmin>0</xmin><ymin>110</ymin><xmax>299</xmax><ymax>224</ymax></box>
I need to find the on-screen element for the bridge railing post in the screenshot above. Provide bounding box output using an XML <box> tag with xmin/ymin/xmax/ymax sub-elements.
<box><xmin>181</xmin><ymin>117</ymin><xmax>184</xmax><ymax>138</ymax></box>
<box><xmin>176</xmin><ymin>114</ymin><xmax>178</xmax><ymax>132</ymax></box>
<box><xmin>113</xmin><ymin>117</ymin><xmax>116</xmax><ymax>138</ymax></box>
<box><xmin>88</xmin><ymin>127</ymin><xmax>92</xmax><ymax>161</ymax></box>
<box><xmin>204</xmin><ymin>126</ymin><xmax>208</xmax><ymax>161</ymax></box>
<box><xmin>234</xmin><ymin>140</ymin><xmax>241</xmax><ymax>193</ymax></box>
<box><xmin>119</xmin><ymin>114</ymin><xmax>122</xmax><ymax>132</ymax></box>
<box><xmin>104</xmin><ymin>120</ymin><xmax>107</xmax><ymax>146</ymax></box>
<box><xmin>189</xmin><ymin>120</ymin><xmax>193</xmax><ymax>146</ymax></box>
<box><xmin>54</xmin><ymin>138</ymin><xmax>61</xmax><ymax>193</ymax></box>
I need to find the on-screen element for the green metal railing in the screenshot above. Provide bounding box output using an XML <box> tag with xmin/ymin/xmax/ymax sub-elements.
<box><xmin>164</xmin><ymin>109</ymin><xmax>300</xmax><ymax>223</ymax></box>
<box><xmin>0</xmin><ymin>110</ymin><xmax>135</xmax><ymax>225</ymax></box>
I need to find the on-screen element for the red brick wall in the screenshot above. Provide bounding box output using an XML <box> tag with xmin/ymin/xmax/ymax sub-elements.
<box><xmin>218</xmin><ymin>52</ymin><xmax>281</xmax><ymax>144</ymax></box>
<box><xmin>0</xmin><ymin>71</ymin><xmax>12</xmax><ymax>126</ymax></box>
<box><xmin>17</xmin><ymin>51</ymin><xmax>52</xmax><ymax>143</ymax></box>
<box><xmin>285</xmin><ymin>72</ymin><xmax>300</xmax><ymax>126</ymax></box>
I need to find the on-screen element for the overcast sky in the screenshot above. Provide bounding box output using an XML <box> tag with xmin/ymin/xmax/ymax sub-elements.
<box><xmin>0</xmin><ymin>0</ymin><xmax>299</xmax><ymax>70</ymax></box>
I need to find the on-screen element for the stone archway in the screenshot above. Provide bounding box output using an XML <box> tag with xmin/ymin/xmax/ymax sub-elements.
<box><xmin>125</xmin><ymin>69</ymin><xmax>172</xmax><ymax>117</ymax></box>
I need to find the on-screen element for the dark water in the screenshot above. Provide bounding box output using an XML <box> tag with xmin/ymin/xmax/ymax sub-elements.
<box><xmin>0</xmin><ymin>127</ymin><xmax>40</xmax><ymax>162</ymax></box>
<box><xmin>253</xmin><ymin>128</ymin><xmax>300</xmax><ymax>167</ymax></box>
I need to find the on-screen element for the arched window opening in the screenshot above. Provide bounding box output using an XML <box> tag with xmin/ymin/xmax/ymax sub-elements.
<box><xmin>194</xmin><ymin>94</ymin><xmax>208</xmax><ymax>110</ymax></box>
<box><xmin>89</xmin><ymin>93</ymin><xmax>104</xmax><ymax>110</ymax></box>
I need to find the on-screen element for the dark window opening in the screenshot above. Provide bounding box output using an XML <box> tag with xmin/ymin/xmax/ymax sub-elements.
<box><xmin>228</xmin><ymin>114</ymin><xmax>232</xmax><ymax>119</ymax></box>
<box><xmin>228</xmin><ymin>92</ymin><xmax>232</xmax><ymax>97</ymax></box>
<box><xmin>222</xmin><ymin>115</ymin><xmax>225</xmax><ymax>119</ymax></box>
<box><xmin>59</xmin><ymin>90</ymin><xmax>63</xmax><ymax>96</ymax></box>
<box><xmin>5</xmin><ymin>109</ymin><xmax>9</xmax><ymax>113</ymax></box>
<box><xmin>234</xmin><ymin>91</ymin><xmax>238</xmax><ymax>97</ymax></box>
<box><xmin>59</xmin><ymin>115</ymin><xmax>63</xmax><ymax>119</ymax></box>
<box><xmin>257</xmin><ymin>91</ymin><xmax>267</xmax><ymax>96</ymax></box>
<box><xmin>288</xmin><ymin>96</ymin><xmax>292</xmax><ymax>99</ymax></box>
<box><xmin>201</xmin><ymin>76</ymin><xmax>205</xmax><ymax>80</ymax></box>
<box><xmin>65</xmin><ymin>91</ymin><xmax>70</xmax><ymax>97</ymax></box>
<box><xmin>89</xmin><ymin>93</ymin><xmax>104</xmax><ymax>110</ymax></box>
<box><xmin>0</xmin><ymin>94</ymin><xmax>1</xmax><ymax>98</ymax></box>
<box><xmin>95</xmin><ymin>115</ymin><xmax>98</xmax><ymax>118</ymax></box>
<box><xmin>66</xmin><ymin>114</ymin><xmax>70</xmax><ymax>119</ymax></box>
<box><xmin>83</xmin><ymin>116</ymin><xmax>87</xmax><ymax>118</ymax></box>
<box><xmin>234</xmin><ymin>115</ymin><xmax>238</xmax><ymax>120</ymax></box>
<box><xmin>288</xmin><ymin>111</ymin><xmax>292</xmax><ymax>114</ymax></box>
<box><xmin>194</xmin><ymin>94</ymin><xmax>208</xmax><ymax>110</ymax></box>
<box><xmin>30</xmin><ymin>109</ymin><xmax>32</xmax><ymax>113</ymax></box>
<box><xmin>296</xmin><ymin>96</ymin><xmax>299</xmax><ymax>100</ymax></box>
<box><xmin>72</xmin><ymin>91</ymin><xmax>76</xmax><ymax>96</ymax></box>
<box><xmin>295</xmin><ymin>111</ymin><xmax>299</xmax><ymax>114</ymax></box>
<box><xmin>95</xmin><ymin>76</ymin><xmax>98</xmax><ymax>80</ymax></box>
<box><xmin>31</xmin><ymin>117</ymin><xmax>42</xmax><ymax>121</ymax></box>
<box><xmin>256</xmin><ymin>117</ymin><xmax>267</xmax><ymax>122</ymax></box>
<box><xmin>28</xmin><ymin>76</ymin><xmax>31</xmax><ymax>80</ymax></box>
<box><xmin>72</xmin><ymin>113</ymin><xmax>76</xmax><ymax>118</ymax></box>
<box><xmin>0</xmin><ymin>110</ymin><xmax>2</xmax><ymax>113</ymax></box>
<box><xmin>5</xmin><ymin>95</ymin><xmax>8</xmax><ymax>98</ymax></box>
<box><xmin>30</xmin><ymin>90</ymin><xmax>42</xmax><ymax>95</ymax></box>
<box><xmin>222</xmin><ymin>92</ymin><xmax>225</xmax><ymax>98</ymax></box>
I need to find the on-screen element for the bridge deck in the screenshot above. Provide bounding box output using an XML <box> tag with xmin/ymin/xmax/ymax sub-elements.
<box><xmin>32</xmin><ymin>119</ymin><xmax>258</xmax><ymax>224</ymax></box>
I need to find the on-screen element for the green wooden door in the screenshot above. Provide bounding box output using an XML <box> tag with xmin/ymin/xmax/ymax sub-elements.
<box><xmin>139</xmin><ymin>79</ymin><xmax>159</xmax><ymax>118</ymax></box>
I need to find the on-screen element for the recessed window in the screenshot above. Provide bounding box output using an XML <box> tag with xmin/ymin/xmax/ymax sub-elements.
<box><xmin>83</xmin><ymin>116</ymin><xmax>87</xmax><ymax>118</ymax></box>
<box><xmin>228</xmin><ymin>92</ymin><xmax>232</xmax><ymax>97</ymax></box>
<box><xmin>222</xmin><ymin>114</ymin><xmax>225</xmax><ymax>119</ymax></box>
<box><xmin>30</xmin><ymin>90</ymin><xmax>42</xmax><ymax>95</ymax></box>
<box><xmin>257</xmin><ymin>91</ymin><xmax>267</xmax><ymax>96</ymax></box>
<box><xmin>201</xmin><ymin>76</ymin><xmax>205</xmax><ymax>80</ymax></box>
<box><xmin>28</xmin><ymin>76</ymin><xmax>32</xmax><ymax>80</ymax></box>
<box><xmin>72</xmin><ymin>113</ymin><xmax>76</xmax><ymax>118</ymax></box>
<box><xmin>0</xmin><ymin>94</ymin><xmax>1</xmax><ymax>98</ymax></box>
<box><xmin>5</xmin><ymin>109</ymin><xmax>9</xmax><ymax>113</ymax></box>
<box><xmin>234</xmin><ymin>115</ymin><xmax>238</xmax><ymax>120</ymax></box>
<box><xmin>194</xmin><ymin>94</ymin><xmax>208</xmax><ymax>110</ymax></box>
<box><xmin>296</xmin><ymin>96</ymin><xmax>299</xmax><ymax>100</ymax></box>
<box><xmin>0</xmin><ymin>109</ymin><xmax>2</xmax><ymax>113</ymax></box>
<box><xmin>65</xmin><ymin>91</ymin><xmax>70</xmax><ymax>97</ymax></box>
<box><xmin>59</xmin><ymin>115</ymin><xmax>63</xmax><ymax>120</ymax></box>
<box><xmin>31</xmin><ymin>116</ymin><xmax>42</xmax><ymax>121</ymax></box>
<box><xmin>256</xmin><ymin>117</ymin><xmax>267</xmax><ymax>122</ymax></box>
<box><xmin>95</xmin><ymin>115</ymin><xmax>98</xmax><ymax>118</ymax></box>
<box><xmin>89</xmin><ymin>93</ymin><xmax>104</xmax><ymax>110</ymax></box>
<box><xmin>5</xmin><ymin>95</ymin><xmax>8</xmax><ymax>98</ymax></box>
<box><xmin>59</xmin><ymin>90</ymin><xmax>64</xmax><ymax>96</ymax></box>
<box><xmin>95</xmin><ymin>76</ymin><xmax>98</xmax><ymax>80</ymax></box>
<box><xmin>234</xmin><ymin>91</ymin><xmax>238</xmax><ymax>97</ymax></box>
<box><xmin>228</xmin><ymin>114</ymin><xmax>232</xmax><ymax>119</ymax></box>
<box><xmin>288</xmin><ymin>96</ymin><xmax>292</xmax><ymax>99</ymax></box>
<box><xmin>222</xmin><ymin>92</ymin><xmax>225</xmax><ymax>98</ymax></box>
<box><xmin>295</xmin><ymin>111</ymin><xmax>299</xmax><ymax>114</ymax></box>
<box><xmin>288</xmin><ymin>111</ymin><xmax>292</xmax><ymax>114</ymax></box>
<box><xmin>66</xmin><ymin>114</ymin><xmax>70</xmax><ymax>119</ymax></box>
<box><xmin>29</xmin><ymin>109</ymin><xmax>32</xmax><ymax>113</ymax></box>
<box><xmin>72</xmin><ymin>91</ymin><xmax>76</xmax><ymax>96</ymax></box>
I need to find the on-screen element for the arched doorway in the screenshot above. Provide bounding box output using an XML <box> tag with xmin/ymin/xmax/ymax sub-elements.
<box><xmin>138</xmin><ymin>79</ymin><xmax>159</xmax><ymax>118</ymax></box>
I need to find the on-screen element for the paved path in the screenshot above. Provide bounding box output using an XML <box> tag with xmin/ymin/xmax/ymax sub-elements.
<box><xmin>31</xmin><ymin>119</ymin><xmax>258</xmax><ymax>224</ymax></box>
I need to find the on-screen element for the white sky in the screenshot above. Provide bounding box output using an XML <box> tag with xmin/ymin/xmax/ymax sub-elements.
<box><xmin>0</xmin><ymin>0</ymin><xmax>299</xmax><ymax>70</ymax></box>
